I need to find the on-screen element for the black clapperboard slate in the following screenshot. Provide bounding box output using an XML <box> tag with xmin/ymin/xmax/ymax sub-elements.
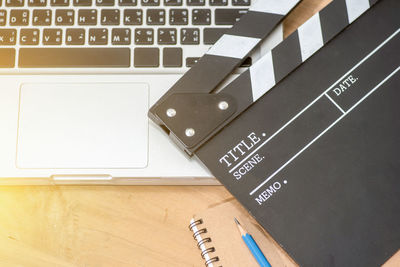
<box><xmin>150</xmin><ymin>0</ymin><xmax>400</xmax><ymax>265</ymax></box>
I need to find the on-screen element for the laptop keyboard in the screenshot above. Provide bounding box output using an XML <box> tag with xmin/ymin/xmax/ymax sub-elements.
<box><xmin>0</xmin><ymin>0</ymin><xmax>251</xmax><ymax>69</ymax></box>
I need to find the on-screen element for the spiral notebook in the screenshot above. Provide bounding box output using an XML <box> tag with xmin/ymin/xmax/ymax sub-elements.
<box><xmin>188</xmin><ymin>199</ymin><xmax>296</xmax><ymax>267</ymax></box>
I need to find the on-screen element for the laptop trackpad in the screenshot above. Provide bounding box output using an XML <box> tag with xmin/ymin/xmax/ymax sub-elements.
<box><xmin>17</xmin><ymin>83</ymin><xmax>149</xmax><ymax>169</ymax></box>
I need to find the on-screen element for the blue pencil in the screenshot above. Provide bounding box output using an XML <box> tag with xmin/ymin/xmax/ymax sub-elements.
<box><xmin>234</xmin><ymin>218</ymin><xmax>272</xmax><ymax>267</ymax></box>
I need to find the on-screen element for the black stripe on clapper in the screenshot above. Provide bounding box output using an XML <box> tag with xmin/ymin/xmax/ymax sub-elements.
<box><xmin>272</xmin><ymin>31</ymin><xmax>302</xmax><ymax>82</ymax></box>
<box><xmin>319</xmin><ymin>0</ymin><xmax>349</xmax><ymax>43</ymax></box>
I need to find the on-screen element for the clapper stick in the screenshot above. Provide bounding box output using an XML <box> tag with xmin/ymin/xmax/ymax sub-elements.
<box><xmin>149</xmin><ymin>0</ymin><xmax>302</xmax><ymax>123</ymax></box>
<box><xmin>150</xmin><ymin>0</ymin><xmax>380</xmax><ymax>155</ymax></box>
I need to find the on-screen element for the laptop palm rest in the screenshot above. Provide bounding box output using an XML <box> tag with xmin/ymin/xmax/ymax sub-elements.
<box><xmin>16</xmin><ymin>83</ymin><xmax>149</xmax><ymax>169</ymax></box>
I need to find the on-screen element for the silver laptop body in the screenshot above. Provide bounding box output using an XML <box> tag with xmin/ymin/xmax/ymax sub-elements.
<box><xmin>0</xmin><ymin>0</ymin><xmax>282</xmax><ymax>184</ymax></box>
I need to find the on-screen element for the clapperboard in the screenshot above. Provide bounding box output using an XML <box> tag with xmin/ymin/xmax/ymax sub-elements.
<box><xmin>150</xmin><ymin>0</ymin><xmax>400</xmax><ymax>265</ymax></box>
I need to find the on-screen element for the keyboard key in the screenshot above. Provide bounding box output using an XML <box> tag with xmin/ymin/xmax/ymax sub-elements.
<box><xmin>180</xmin><ymin>28</ymin><xmax>199</xmax><ymax>44</ymax></box>
<box><xmin>134</xmin><ymin>47</ymin><xmax>159</xmax><ymax>67</ymax></box>
<box><xmin>55</xmin><ymin>9</ymin><xmax>75</xmax><ymax>25</ymax></box>
<box><xmin>0</xmin><ymin>10</ymin><xmax>6</xmax><ymax>26</ymax></box>
<box><xmin>19</xmin><ymin>48</ymin><xmax>130</xmax><ymax>67</ymax></box>
<box><xmin>141</xmin><ymin>0</ymin><xmax>159</xmax><ymax>6</ymax></box>
<box><xmin>192</xmin><ymin>9</ymin><xmax>210</xmax><ymax>25</ymax></box>
<box><xmin>43</xmin><ymin>28</ymin><xmax>63</xmax><ymax>45</ymax></box>
<box><xmin>111</xmin><ymin>28</ymin><xmax>131</xmax><ymax>45</ymax></box>
<box><xmin>146</xmin><ymin>9</ymin><xmax>165</xmax><ymax>25</ymax></box>
<box><xmin>28</xmin><ymin>0</ymin><xmax>46</xmax><ymax>7</ymax></box>
<box><xmin>163</xmin><ymin>47</ymin><xmax>181</xmax><ymax>67</ymax></box>
<box><xmin>164</xmin><ymin>0</ymin><xmax>181</xmax><ymax>6</ymax></box>
<box><xmin>10</xmin><ymin>10</ymin><xmax>29</xmax><ymax>26</ymax></box>
<box><xmin>210</xmin><ymin>0</ymin><xmax>227</xmax><ymax>6</ymax></box>
<box><xmin>203</xmin><ymin>27</ymin><xmax>227</xmax><ymax>44</ymax></box>
<box><xmin>96</xmin><ymin>0</ymin><xmax>114</xmax><ymax>6</ymax></box>
<box><xmin>232</xmin><ymin>0</ymin><xmax>250</xmax><ymax>6</ymax></box>
<box><xmin>0</xmin><ymin>49</ymin><xmax>15</xmax><ymax>68</ymax></box>
<box><xmin>158</xmin><ymin>28</ymin><xmax>176</xmax><ymax>44</ymax></box>
<box><xmin>124</xmin><ymin>9</ymin><xmax>142</xmax><ymax>25</ymax></box>
<box><xmin>186</xmin><ymin>57</ymin><xmax>199</xmax><ymax>67</ymax></box>
<box><xmin>5</xmin><ymin>0</ymin><xmax>24</xmax><ymax>7</ymax></box>
<box><xmin>215</xmin><ymin>8</ymin><xmax>247</xmax><ymax>25</ymax></box>
<box><xmin>101</xmin><ymin>9</ymin><xmax>120</xmax><ymax>25</ymax></box>
<box><xmin>50</xmin><ymin>0</ymin><xmax>69</xmax><ymax>6</ymax></box>
<box><xmin>187</xmin><ymin>0</ymin><xmax>204</xmax><ymax>6</ymax></box>
<box><xmin>73</xmin><ymin>0</ymin><xmax>91</xmax><ymax>6</ymax></box>
<box><xmin>134</xmin><ymin>28</ymin><xmax>153</xmax><ymax>44</ymax></box>
<box><xmin>0</xmin><ymin>29</ymin><xmax>17</xmax><ymax>45</ymax></box>
<box><xmin>20</xmin><ymin>28</ymin><xmax>40</xmax><ymax>45</ymax></box>
<box><xmin>66</xmin><ymin>28</ymin><xmax>85</xmax><ymax>45</ymax></box>
<box><xmin>118</xmin><ymin>0</ymin><xmax>136</xmax><ymax>6</ymax></box>
<box><xmin>169</xmin><ymin>9</ymin><xmax>187</xmax><ymax>25</ymax></box>
<box><xmin>88</xmin><ymin>28</ymin><xmax>108</xmax><ymax>44</ymax></box>
<box><xmin>78</xmin><ymin>9</ymin><xmax>97</xmax><ymax>25</ymax></box>
<box><xmin>33</xmin><ymin>9</ymin><xmax>52</xmax><ymax>25</ymax></box>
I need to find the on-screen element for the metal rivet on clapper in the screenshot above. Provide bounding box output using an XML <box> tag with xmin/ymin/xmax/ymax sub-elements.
<box><xmin>218</xmin><ymin>101</ymin><xmax>229</xmax><ymax>110</ymax></box>
<box><xmin>185</xmin><ymin>128</ymin><xmax>195</xmax><ymax>137</ymax></box>
<box><xmin>166</xmin><ymin>108</ymin><xmax>176</xmax><ymax>117</ymax></box>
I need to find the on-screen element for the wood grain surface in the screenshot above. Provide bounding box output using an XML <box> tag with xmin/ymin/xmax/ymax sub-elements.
<box><xmin>0</xmin><ymin>0</ymin><xmax>398</xmax><ymax>266</ymax></box>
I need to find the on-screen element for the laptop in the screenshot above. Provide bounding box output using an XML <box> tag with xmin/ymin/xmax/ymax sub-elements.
<box><xmin>0</xmin><ymin>0</ymin><xmax>283</xmax><ymax>184</ymax></box>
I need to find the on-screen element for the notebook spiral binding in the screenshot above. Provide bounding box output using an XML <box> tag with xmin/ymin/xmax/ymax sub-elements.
<box><xmin>189</xmin><ymin>218</ymin><xmax>220</xmax><ymax>267</ymax></box>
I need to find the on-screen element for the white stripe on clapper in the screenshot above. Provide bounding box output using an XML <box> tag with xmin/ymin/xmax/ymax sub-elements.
<box><xmin>298</xmin><ymin>12</ymin><xmax>324</xmax><ymax>61</ymax></box>
<box><xmin>206</xmin><ymin>34</ymin><xmax>260</xmax><ymax>59</ymax></box>
<box><xmin>345</xmin><ymin>0</ymin><xmax>370</xmax><ymax>23</ymax></box>
<box><xmin>250</xmin><ymin>51</ymin><xmax>276</xmax><ymax>101</ymax></box>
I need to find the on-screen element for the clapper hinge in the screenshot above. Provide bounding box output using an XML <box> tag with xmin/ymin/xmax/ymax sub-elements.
<box><xmin>154</xmin><ymin>93</ymin><xmax>237</xmax><ymax>155</ymax></box>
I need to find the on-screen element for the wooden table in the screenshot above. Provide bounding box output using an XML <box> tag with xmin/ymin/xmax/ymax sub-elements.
<box><xmin>0</xmin><ymin>1</ymin><xmax>398</xmax><ymax>266</ymax></box>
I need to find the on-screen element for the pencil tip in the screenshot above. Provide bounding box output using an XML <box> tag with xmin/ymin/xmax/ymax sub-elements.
<box><xmin>234</xmin><ymin>218</ymin><xmax>246</xmax><ymax>236</ymax></box>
